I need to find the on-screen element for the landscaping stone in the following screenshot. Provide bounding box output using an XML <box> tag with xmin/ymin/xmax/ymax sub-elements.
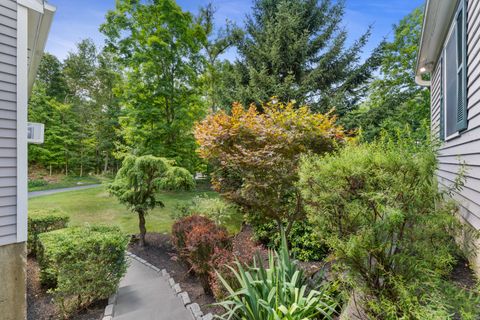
<box><xmin>178</xmin><ymin>291</ymin><xmax>191</xmax><ymax>305</ymax></box>
<box><xmin>104</xmin><ymin>304</ymin><xmax>114</xmax><ymax>316</ymax></box>
<box><xmin>202</xmin><ymin>314</ymin><xmax>213</xmax><ymax>320</ymax></box>
<box><xmin>173</xmin><ymin>283</ymin><xmax>182</xmax><ymax>294</ymax></box>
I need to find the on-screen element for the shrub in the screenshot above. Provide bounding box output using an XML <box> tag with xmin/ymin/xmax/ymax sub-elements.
<box><xmin>298</xmin><ymin>132</ymin><xmax>462</xmax><ymax>318</ymax></box>
<box><xmin>28</xmin><ymin>209</ymin><xmax>69</xmax><ymax>256</ymax></box>
<box><xmin>253</xmin><ymin>220</ymin><xmax>328</xmax><ymax>261</ymax></box>
<box><xmin>185</xmin><ymin>221</ymin><xmax>229</xmax><ymax>294</ymax></box>
<box><xmin>195</xmin><ymin>100</ymin><xmax>346</xmax><ymax>237</ymax></box>
<box><xmin>216</xmin><ymin>232</ymin><xmax>338</xmax><ymax>319</ymax></box>
<box><xmin>209</xmin><ymin>229</ymin><xmax>265</xmax><ymax>300</ymax></box>
<box><xmin>171</xmin><ymin>215</ymin><xmax>215</xmax><ymax>259</ymax></box>
<box><xmin>172</xmin><ymin>195</ymin><xmax>240</xmax><ymax>227</ymax></box>
<box><xmin>28</xmin><ymin>178</ymin><xmax>48</xmax><ymax>188</ymax></box>
<box><xmin>37</xmin><ymin>225</ymin><xmax>128</xmax><ymax>317</ymax></box>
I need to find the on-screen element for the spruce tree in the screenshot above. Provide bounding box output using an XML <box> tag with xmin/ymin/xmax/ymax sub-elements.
<box><xmin>230</xmin><ymin>0</ymin><xmax>382</xmax><ymax>115</ymax></box>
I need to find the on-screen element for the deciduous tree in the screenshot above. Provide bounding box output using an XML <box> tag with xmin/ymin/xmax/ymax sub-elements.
<box><xmin>195</xmin><ymin>100</ymin><xmax>346</xmax><ymax>236</ymax></box>
<box><xmin>101</xmin><ymin>0</ymin><xmax>207</xmax><ymax>172</ymax></box>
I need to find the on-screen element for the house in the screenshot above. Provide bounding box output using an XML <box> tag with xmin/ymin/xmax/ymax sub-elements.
<box><xmin>0</xmin><ymin>0</ymin><xmax>55</xmax><ymax>318</ymax></box>
<box><xmin>416</xmin><ymin>0</ymin><xmax>480</xmax><ymax>274</ymax></box>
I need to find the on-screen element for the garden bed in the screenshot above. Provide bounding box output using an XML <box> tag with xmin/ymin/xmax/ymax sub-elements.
<box><xmin>128</xmin><ymin>232</ymin><xmax>223</xmax><ymax>315</ymax></box>
<box><xmin>27</xmin><ymin>257</ymin><xmax>106</xmax><ymax>320</ymax></box>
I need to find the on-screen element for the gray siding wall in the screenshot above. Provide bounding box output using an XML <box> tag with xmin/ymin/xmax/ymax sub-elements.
<box><xmin>432</xmin><ymin>0</ymin><xmax>480</xmax><ymax>229</ymax></box>
<box><xmin>0</xmin><ymin>0</ymin><xmax>16</xmax><ymax>245</ymax></box>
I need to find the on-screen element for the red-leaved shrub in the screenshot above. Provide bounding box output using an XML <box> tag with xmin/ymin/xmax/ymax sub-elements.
<box><xmin>209</xmin><ymin>227</ymin><xmax>266</xmax><ymax>299</ymax></box>
<box><xmin>185</xmin><ymin>222</ymin><xmax>229</xmax><ymax>294</ymax></box>
<box><xmin>171</xmin><ymin>215</ymin><xmax>214</xmax><ymax>260</ymax></box>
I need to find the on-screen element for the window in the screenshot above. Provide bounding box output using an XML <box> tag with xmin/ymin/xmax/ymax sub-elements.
<box><xmin>442</xmin><ymin>0</ymin><xmax>467</xmax><ymax>140</ymax></box>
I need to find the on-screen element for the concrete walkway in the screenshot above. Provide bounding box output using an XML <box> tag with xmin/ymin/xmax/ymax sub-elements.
<box><xmin>28</xmin><ymin>184</ymin><xmax>102</xmax><ymax>198</ymax></box>
<box><xmin>113</xmin><ymin>257</ymin><xmax>194</xmax><ymax>320</ymax></box>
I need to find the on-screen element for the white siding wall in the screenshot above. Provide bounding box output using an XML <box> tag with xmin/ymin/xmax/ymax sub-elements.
<box><xmin>0</xmin><ymin>0</ymin><xmax>17</xmax><ymax>245</ymax></box>
<box><xmin>432</xmin><ymin>0</ymin><xmax>480</xmax><ymax>229</ymax></box>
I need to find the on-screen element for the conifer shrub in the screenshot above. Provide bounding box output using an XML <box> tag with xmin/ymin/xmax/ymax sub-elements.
<box><xmin>298</xmin><ymin>133</ymin><xmax>464</xmax><ymax>318</ymax></box>
<box><xmin>28</xmin><ymin>208</ymin><xmax>69</xmax><ymax>256</ymax></box>
<box><xmin>37</xmin><ymin>225</ymin><xmax>128</xmax><ymax>317</ymax></box>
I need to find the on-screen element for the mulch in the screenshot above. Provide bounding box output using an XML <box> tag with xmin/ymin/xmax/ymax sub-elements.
<box><xmin>128</xmin><ymin>232</ymin><xmax>223</xmax><ymax>315</ymax></box>
<box><xmin>27</xmin><ymin>258</ymin><xmax>106</xmax><ymax>320</ymax></box>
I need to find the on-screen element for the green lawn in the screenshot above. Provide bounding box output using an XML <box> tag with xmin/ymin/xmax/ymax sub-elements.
<box><xmin>28</xmin><ymin>175</ymin><xmax>107</xmax><ymax>192</ymax></box>
<box><xmin>29</xmin><ymin>185</ymin><xmax>219</xmax><ymax>234</ymax></box>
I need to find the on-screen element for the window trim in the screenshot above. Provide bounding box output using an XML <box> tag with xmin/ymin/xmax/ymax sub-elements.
<box><xmin>442</xmin><ymin>0</ymin><xmax>467</xmax><ymax>142</ymax></box>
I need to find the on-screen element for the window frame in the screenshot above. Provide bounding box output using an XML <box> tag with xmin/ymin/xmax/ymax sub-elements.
<box><xmin>442</xmin><ymin>0</ymin><xmax>467</xmax><ymax>142</ymax></box>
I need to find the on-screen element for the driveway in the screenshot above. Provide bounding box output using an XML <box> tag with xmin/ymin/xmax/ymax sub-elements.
<box><xmin>28</xmin><ymin>184</ymin><xmax>102</xmax><ymax>198</ymax></box>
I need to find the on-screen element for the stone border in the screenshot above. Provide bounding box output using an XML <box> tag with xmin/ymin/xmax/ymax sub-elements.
<box><xmin>102</xmin><ymin>251</ymin><xmax>213</xmax><ymax>320</ymax></box>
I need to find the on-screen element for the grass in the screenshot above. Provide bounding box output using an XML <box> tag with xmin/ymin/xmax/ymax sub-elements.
<box><xmin>28</xmin><ymin>185</ymin><xmax>240</xmax><ymax>235</ymax></box>
<box><xmin>28</xmin><ymin>175</ymin><xmax>108</xmax><ymax>192</ymax></box>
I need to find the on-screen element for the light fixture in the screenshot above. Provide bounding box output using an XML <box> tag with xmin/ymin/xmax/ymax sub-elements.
<box><xmin>419</xmin><ymin>66</ymin><xmax>427</xmax><ymax>73</ymax></box>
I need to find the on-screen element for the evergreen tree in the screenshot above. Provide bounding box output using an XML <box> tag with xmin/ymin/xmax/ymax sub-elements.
<box><xmin>228</xmin><ymin>0</ymin><xmax>382</xmax><ymax>115</ymax></box>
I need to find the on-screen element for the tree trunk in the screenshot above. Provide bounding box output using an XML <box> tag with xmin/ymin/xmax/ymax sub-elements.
<box><xmin>49</xmin><ymin>164</ymin><xmax>52</xmax><ymax>176</ymax></box>
<box><xmin>138</xmin><ymin>211</ymin><xmax>147</xmax><ymax>247</ymax></box>
<box><xmin>104</xmin><ymin>153</ymin><xmax>109</xmax><ymax>175</ymax></box>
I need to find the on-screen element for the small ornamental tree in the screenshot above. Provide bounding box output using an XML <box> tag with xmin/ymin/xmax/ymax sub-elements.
<box><xmin>195</xmin><ymin>100</ymin><xmax>346</xmax><ymax>236</ymax></box>
<box><xmin>109</xmin><ymin>155</ymin><xmax>194</xmax><ymax>246</ymax></box>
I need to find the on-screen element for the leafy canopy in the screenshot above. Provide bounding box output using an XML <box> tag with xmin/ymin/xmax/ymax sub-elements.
<box><xmin>195</xmin><ymin>100</ymin><xmax>346</xmax><ymax>235</ymax></box>
<box><xmin>342</xmin><ymin>7</ymin><xmax>430</xmax><ymax>141</ymax></box>
<box><xmin>101</xmin><ymin>0</ymin><xmax>207</xmax><ymax>172</ymax></box>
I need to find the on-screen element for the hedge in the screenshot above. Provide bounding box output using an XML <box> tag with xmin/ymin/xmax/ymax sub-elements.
<box><xmin>37</xmin><ymin>225</ymin><xmax>128</xmax><ymax>317</ymax></box>
<box><xmin>28</xmin><ymin>208</ymin><xmax>69</xmax><ymax>256</ymax></box>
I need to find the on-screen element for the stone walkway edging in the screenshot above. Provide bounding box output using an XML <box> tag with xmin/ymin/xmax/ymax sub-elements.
<box><xmin>102</xmin><ymin>251</ymin><xmax>213</xmax><ymax>320</ymax></box>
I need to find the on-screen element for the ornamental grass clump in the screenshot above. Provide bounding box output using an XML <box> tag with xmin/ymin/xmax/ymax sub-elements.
<box><xmin>216</xmin><ymin>232</ymin><xmax>338</xmax><ymax>320</ymax></box>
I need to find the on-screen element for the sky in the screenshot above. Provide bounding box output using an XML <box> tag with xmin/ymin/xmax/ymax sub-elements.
<box><xmin>45</xmin><ymin>0</ymin><xmax>424</xmax><ymax>62</ymax></box>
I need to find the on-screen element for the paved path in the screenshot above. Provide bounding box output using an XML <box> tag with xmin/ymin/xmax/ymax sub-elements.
<box><xmin>28</xmin><ymin>184</ymin><xmax>102</xmax><ymax>198</ymax></box>
<box><xmin>113</xmin><ymin>257</ymin><xmax>193</xmax><ymax>320</ymax></box>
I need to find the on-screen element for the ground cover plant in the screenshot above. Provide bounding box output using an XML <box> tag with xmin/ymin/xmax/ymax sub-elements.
<box><xmin>298</xmin><ymin>132</ymin><xmax>477</xmax><ymax>318</ymax></box>
<box><xmin>37</xmin><ymin>225</ymin><xmax>128</xmax><ymax>318</ymax></box>
<box><xmin>108</xmin><ymin>155</ymin><xmax>195</xmax><ymax>246</ymax></box>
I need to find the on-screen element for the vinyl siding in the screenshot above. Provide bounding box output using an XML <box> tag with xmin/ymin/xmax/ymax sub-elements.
<box><xmin>432</xmin><ymin>0</ymin><xmax>480</xmax><ymax>229</ymax></box>
<box><xmin>0</xmin><ymin>0</ymin><xmax>16</xmax><ymax>244</ymax></box>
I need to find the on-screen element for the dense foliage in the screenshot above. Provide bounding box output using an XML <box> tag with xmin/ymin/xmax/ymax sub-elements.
<box><xmin>221</xmin><ymin>0</ymin><xmax>381</xmax><ymax>114</ymax></box>
<box><xmin>343</xmin><ymin>7</ymin><xmax>429</xmax><ymax>141</ymax></box>
<box><xmin>37</xmin><ymin>225</ymin><xmax>128</xmax><ymax>317</ymax></box>
<box><xmin>28</xmin><ymin>208</ymin><xmax>69</xmax><ymax>256</ymax></box>
<box><xmin>29</xmin><ymin>42</ymin><xmax>122</xmax><ymax>176</ymax></box>
<box><xmin>195</xmin><ymin>100</ymin><xmax>346</xmax><ymax>236</ymax></box>
<box><xmin>216</xmin><ymin>232</ymin><xmax>338</xmax><ymax>320</ymax></box>
<box><xmin>172</xmin><ymin>215</ymin><xmax>230</xmax><ymax>294</ymax></box>
<box><xmin>173</xmin><ymin>194</ymin><xmax>240</xmax><ymax>227</ymax></box>
<box><xmin>298</xmin><ymin>133</ymin><xmax>464</xmax><ymax>318</ymax></box>
<box><xmin>109</xmin><ymin>155</ymin><xmax>194</xmax><ymax>246</ymax></box>
<box><xmin>253</xmin><ymin>220</ymin><xmax>328</xmax><ymax>261</ymax></box>
<box><xmin>101</xmin><ymin>0</ymin><xmax>207</xmax><ymax>172</ymax></box>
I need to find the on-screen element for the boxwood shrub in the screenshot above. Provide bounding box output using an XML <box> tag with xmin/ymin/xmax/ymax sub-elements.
<box><xmin>28</xmin><ymin>208</ymin><xmax>69</xmax><ymax>256</ymax></box>
<box><xmin>37</xmin><ymin>225</ymin><xmax>128</xmax><ymax>317</ymax></box>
